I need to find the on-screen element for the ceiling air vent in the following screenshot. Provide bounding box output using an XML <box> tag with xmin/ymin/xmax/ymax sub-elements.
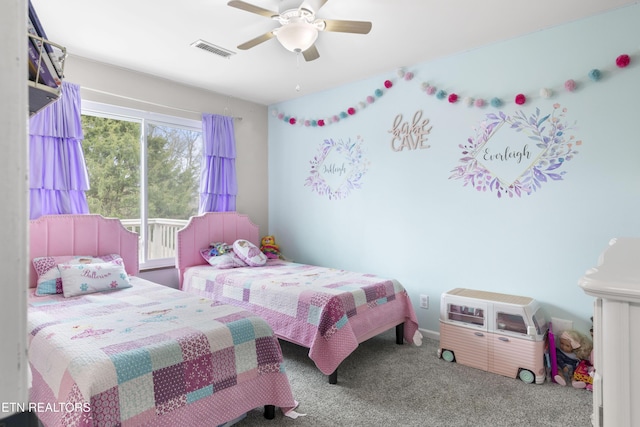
<box><xmin>191</xmin><ymin>39</ymin><xmax>236</xmax><ymax>59</ymax></box>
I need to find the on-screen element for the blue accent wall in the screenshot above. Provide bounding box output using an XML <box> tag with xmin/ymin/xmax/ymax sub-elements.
<box><xmin>267</xmin><ymin>4</ymin><xmax>640</xmax><ymax>335</ymax></box>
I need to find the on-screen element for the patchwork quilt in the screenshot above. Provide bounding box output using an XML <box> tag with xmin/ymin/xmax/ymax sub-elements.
<box><xmin>183</xmin><ymin>260</ymin><xmax>420</xmax><ymax>375</ymax></box>
<box><xmin>28</xmin><ymin>277</ymin><xmax>295</xmax><ymax>427</ymax></box>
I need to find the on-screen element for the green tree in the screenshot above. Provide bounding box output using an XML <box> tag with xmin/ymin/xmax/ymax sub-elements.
<box><xmin>81</xmin><ymin>116</ymin><xmax>202</xmax><ymax>221</ymax></box>
<box><xmin>82</xmin><ymin>115</ymin><xmax>141</xmax><ymax>218</ymax></box>
<box><xmin>147</xmin><ymin>124</ymin><xmax>201</xmax><ymax>219</ymax></box>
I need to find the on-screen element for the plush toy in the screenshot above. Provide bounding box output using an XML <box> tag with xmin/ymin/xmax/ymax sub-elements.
<box><xmin>573</xmin><ymin>316</ymin><xmax>595</xmax><ymax>391</ymax></box>
<box><xmin>260</xmin><ymin>235</ymin><xmax>281</xmax><ymax>259</ymax></box>
<box><xmin>208</xmin><ymin>242</ymin><xmax>230</xmax><ymax>257</ymax></box>
<box><xmin>554</xmin><ymin>329</ymin><xmax>593</xmax><ymax>388</ymax></box>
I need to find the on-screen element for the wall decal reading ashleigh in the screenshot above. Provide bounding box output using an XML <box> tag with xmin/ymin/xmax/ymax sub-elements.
<box><xmin>449</xmin><ymin>104</ymin><xmax>581</xmax><ymax>198</ymax></box>
<box><xmin>305</xmin><ymin>137</ymin><xmax>370</xmax><ymax>200</ymax></box>
<box><xmin>388</xmin><ymin>110</ymin><xmax>432</xmax><ymax>152</ymax></box>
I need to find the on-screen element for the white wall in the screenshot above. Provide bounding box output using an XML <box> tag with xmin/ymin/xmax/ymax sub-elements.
<box><xmin>1</xmin><ymin>0</ymin><xmax>29</xmax><ymax>417</ymax></box>
<box><xmin>267</xmin><ymin>4</ymin><xmax>640</xmax><ymax>336</ymax></box>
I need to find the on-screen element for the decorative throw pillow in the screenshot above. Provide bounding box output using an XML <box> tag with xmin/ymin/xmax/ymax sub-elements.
<box><xmin>199</xmin><ymin>248</ymin><xmax>247</xmax><ymax>269</ymax></box>
<box><xmin>59</xmin><ymin>262</ymin><xmax>132</xmax><ymax>298</ymax></box>
<box><xmin>33</xmin><ymin>254</ymin><xmax>123</xmax><ymax>296</ymax></box>
<box><xmin>232</xmin><ymin>239</ymin><xmax>267</xmax><ymax>267</ymax></box>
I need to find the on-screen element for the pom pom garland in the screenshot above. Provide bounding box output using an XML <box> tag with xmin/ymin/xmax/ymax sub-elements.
<box><xmin>564</xmin><ymin>79</ymin><xmax>577</xmax><ymax>92</ymax></box>
<box><xmin>274</xmin><ymin>52</ymin><xmax>633</xmax><ymax>127</ymax></box>
<box><xmin>616</xmin><ymin>54</ymin><xmax>630</xmax><ymax>68</ymax></box>
<box><xmin>539</xmin><ymin>88</ymin><xmax>553</xmax><ymax>98</ymax></box>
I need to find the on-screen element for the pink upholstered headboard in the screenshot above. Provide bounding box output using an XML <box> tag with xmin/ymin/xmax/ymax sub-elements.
<box><xmin>29</xmin><ymin>214</ymin><xmax>140</xmax><ymax>288</ymax></box>
<box><xmin>176</xmin><ymin>212</ymin><xmax>259</xmax><ymax>287</ymax></box>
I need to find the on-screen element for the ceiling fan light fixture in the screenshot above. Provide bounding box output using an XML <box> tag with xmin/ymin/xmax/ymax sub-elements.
<box><xmin>275</xmin><ymin>21</ymin><xmax>318</xmax><ymax>52</ymax></box>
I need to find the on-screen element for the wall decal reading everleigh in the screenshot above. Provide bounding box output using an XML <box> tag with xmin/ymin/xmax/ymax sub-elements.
<box><xmin>449</xmin><ymin>104</ymin><xmax>581</xmax><ymax>198</ymax></box>
<box><xmin>388</xmin><ymin>110</ymin><xmax>432</xmax><ymax>152</ymax></box>
<box><xmin>305</xmin><ymin>137</ymin><xmax>370</xmax><ymax>200</ymax></box>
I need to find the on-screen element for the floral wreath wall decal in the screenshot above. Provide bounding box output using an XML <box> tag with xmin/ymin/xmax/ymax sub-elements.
<box><xmin>305</xmin><ymin>137</ymin><xmax>370</xmax><ymax>200</ymax></box>
<box><xmin>449</xmin><ymin>104</ymin><xmax>581</xmax><ymax>198</ymax></box>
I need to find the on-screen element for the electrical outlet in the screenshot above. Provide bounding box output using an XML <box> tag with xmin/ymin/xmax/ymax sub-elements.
<box><xmin>551</xmin><ymin>317</ymin><xmax>573</xmax><ymax>334</ymax></box>
<box><xmin>419</xmin><ymin>294</ymin><xmax>429</xmax><ymax>309</ymax></box>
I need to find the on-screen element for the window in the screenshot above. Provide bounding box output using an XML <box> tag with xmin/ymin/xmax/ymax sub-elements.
<box><xmin>447</xmin><ymin>303</ymin><xmax>485</xmax><ymax>326</ymax></box>
<box><xmin>496</xmin><ymin>312</ymin><xmax>527</xmax><ymax>334</ymax></box>
<box><xmin>81</xmin><ymin>101</ymin><xmax>202</xmax><ymax>269</ymax></box>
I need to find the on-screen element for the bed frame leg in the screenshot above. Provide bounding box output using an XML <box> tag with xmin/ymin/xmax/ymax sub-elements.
<box><xmin>328</xmin><ymin>369</ymin><xmax>338</xmax><ymax>384</ymax></box>
<box><xmin>396</xmin><ymin>323</ymin><xmax>404</xmax><ymax>345</ymax></box>
<box><xmin>264</xmin><ymin>405</ymin><xmax>275</xmax><ymax>419</ymax></box>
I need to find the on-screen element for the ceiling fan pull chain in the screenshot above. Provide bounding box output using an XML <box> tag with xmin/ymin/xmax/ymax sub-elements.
<box><xmin>295</xmin><ymin>52</ymin><xmax>301</xmax><ymax>92</ymax></box>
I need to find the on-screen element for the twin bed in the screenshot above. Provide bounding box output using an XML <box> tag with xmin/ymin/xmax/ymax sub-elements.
<box><xmin>27</xmin><ymin>214</ymin><xmax>295</xmax><ymax>427</ymax></box>
<box><xmin>175</xmin><ymin>212</ymin><xmax>420</xmax><ymax>384</ymax></box>
<box><xmin>27</xmin><ymin>212</ymin><xmax>420</xmax><ymax>426</ymax></box>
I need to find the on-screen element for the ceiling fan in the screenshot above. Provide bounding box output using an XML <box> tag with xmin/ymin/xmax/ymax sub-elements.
<box><xmin>227</xmin><ymin>0</ymin><xmax>372</xmax><ymax>61</ymax></box>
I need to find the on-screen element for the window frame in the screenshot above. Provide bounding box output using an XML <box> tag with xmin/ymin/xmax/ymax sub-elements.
<box><xmin>81</xmin><ymin>100</ymin><xmax>202</xmax><ymax>270</ymax></box>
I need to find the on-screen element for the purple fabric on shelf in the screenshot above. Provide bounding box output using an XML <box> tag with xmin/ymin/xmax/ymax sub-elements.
<box><xmin>199</xmin><ymin>113</ymin><xmax>237</xmax><ymax>213</ymax></box>
<box><xmin>29</xmin><ymin>81</ymin><xmax>89</xmax><ymax>219</ymax></box>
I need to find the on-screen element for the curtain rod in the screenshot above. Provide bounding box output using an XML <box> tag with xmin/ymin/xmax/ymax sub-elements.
<box><xmin>81</xmin><ymin>87</ymin><xmax>243</xmax><ymax>120</ymax></box>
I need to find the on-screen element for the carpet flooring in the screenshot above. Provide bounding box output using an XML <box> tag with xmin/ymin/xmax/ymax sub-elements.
<box><xmin>240</xmin><ymin>329</ymin><xmax>593</xmax><ymax>426</ymax></box>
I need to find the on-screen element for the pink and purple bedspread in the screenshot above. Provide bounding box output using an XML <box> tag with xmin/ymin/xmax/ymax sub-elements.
<box><xmin>28</xmin><ymin>277</ymin><xmax>295</xmax><ymax>427</ymax></box>
<box><xmin>182</xmin><ymin>260</ymin><xmax>419</xmax><ymax>375</ymax></box>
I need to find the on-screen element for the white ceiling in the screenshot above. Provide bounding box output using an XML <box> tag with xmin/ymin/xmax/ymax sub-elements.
<box><xmin>31</xmin><ymin>0</ymin><xmax>637</xmax><ymax>106</ymax></box>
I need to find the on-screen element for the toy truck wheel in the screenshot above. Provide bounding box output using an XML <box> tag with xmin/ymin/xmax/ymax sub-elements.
<box><xmin>441</xmin><ymin>350</ymin><xmax>455</xmax><ymax>362</ymax></box>
<box><xmin>518</xmin><ymin>369</ymin><xmax>535</xmax><ymax>384</ymax></box>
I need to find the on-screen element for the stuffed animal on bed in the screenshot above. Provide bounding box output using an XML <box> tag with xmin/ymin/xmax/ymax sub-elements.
<box><xmin>208</xmin><ymin>242</ymin><xmax>230</xmax><ymax>257</ymax></box>
<box><xmin>260</xmin><ymin>235</ymin><xmax>282</xmax><ymax>259</ymax></box>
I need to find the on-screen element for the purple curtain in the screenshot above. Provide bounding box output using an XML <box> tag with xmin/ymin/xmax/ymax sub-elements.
<box><xmin>199</xmin><ymin>114</ymin><xmax>237</xmax><ymax>213</ymax></box>
<box><xmin>29</xmin><ymin>81</ymin><xmax>90</xmax><ymax>219</ymax></box>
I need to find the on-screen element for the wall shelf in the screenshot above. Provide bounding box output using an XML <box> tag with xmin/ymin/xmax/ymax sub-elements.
<box><xmin>27</xmin><ymin>33</ymin><xmax>66</xmax><ymax>116</ymax></box>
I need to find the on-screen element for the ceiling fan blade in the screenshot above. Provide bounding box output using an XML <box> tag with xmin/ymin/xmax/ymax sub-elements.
<box><xmin>237</xmin><ymin>31</ymin><xmax>275</xmax><ymax>50</ymax></box>
<box><xmin>317</xmin><ymin>0</ymin><xmax>329</xmax><ymax>9</ymax></box>
<box><xmin>227</xmin><ymin>0</ymin><xmax>278</xmax><ymax>18</ymax></box>
<box><xmin>322</xmin><ymin>19</ymin><xmax>372</xmax><ymax>34</ymax></box>
<box><xmin>302</xmin><ymin>44</ymin><xmax>320</xmax><ymax>61</ymax></box>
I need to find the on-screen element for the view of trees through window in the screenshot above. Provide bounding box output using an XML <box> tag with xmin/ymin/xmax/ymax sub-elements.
<box><xmin>81</xmin><ymin>113</ymin><xmax>202</xmax><ymax>265</ymax></box>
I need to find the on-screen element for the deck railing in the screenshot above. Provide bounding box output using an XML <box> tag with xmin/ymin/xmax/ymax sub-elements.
<box><xmin>120</xmin><ymin>218</ymin><xmax>188</xmax><ymax>260</ymax></box>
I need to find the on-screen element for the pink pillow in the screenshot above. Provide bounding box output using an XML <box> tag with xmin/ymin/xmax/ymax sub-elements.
<box><xmin>199</xmin><ymin>248</ymin><xmax>247</xmax><ymax>269</ymax></box>
<box><xmin>232</xmin><ymin>239</ymin><xmax>267</xmax><ymax>267</ymax></box>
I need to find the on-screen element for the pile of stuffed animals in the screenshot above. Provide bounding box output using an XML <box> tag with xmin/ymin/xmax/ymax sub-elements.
<box><xmin>554</xmin><ymin>325</ymin><xmax>594</xmax><ymax>390</ymax></box>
